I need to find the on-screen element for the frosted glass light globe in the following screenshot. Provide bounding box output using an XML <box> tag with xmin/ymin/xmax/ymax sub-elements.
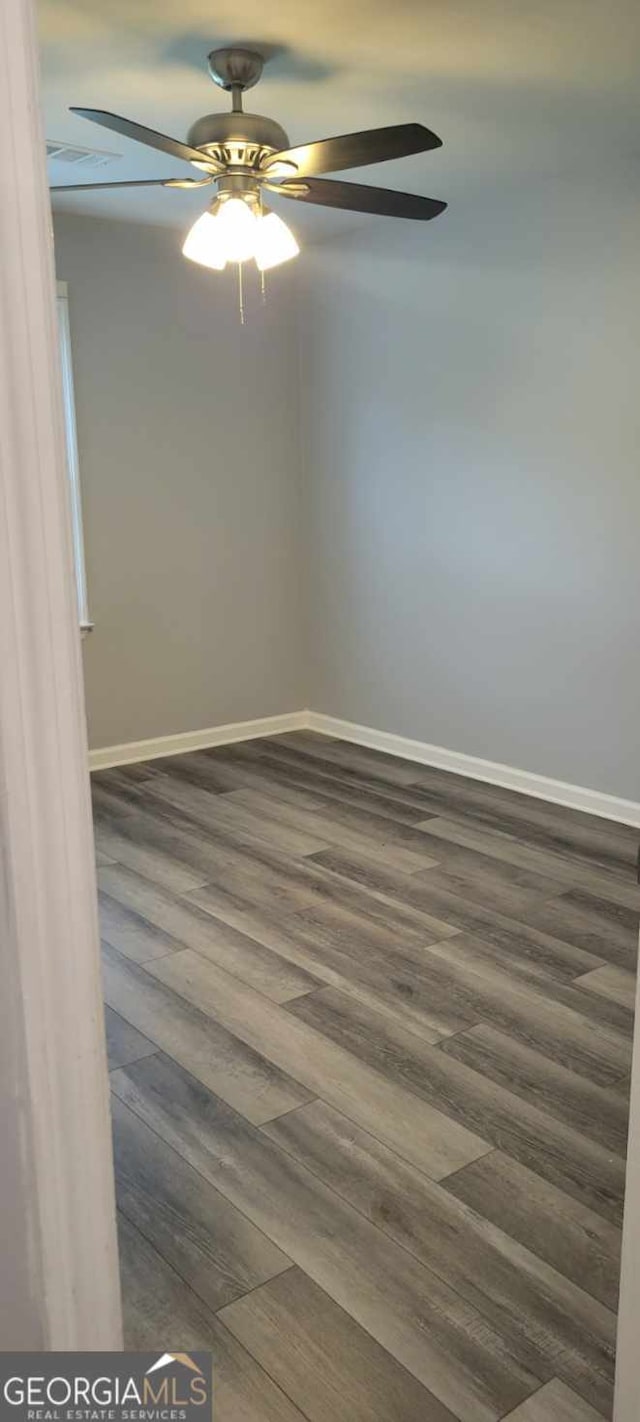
<box><xmin>182</xmin><ymin>210</ymin><xmax>227</xmax><ymax>270</ymax></box>
<box><xmin>216</xmin><ymin>197</ymin><xmax>258</xmax><ymax>263</ymax></box>
<box><xmin>255</xmin><ymin>212</ymin><xmax>300</xmax><ymax>271</ymax></box>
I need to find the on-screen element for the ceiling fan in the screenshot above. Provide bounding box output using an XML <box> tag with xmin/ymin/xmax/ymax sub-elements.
<box><xmin>51</xmin><ymin>46</ymin><xmax>446</xmax><ymax>276</ymax></box>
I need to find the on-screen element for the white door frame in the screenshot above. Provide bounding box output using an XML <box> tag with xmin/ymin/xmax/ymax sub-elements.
<box><xmin>0</xmin><ymin>0</ymin><xmax>121</xmax><ymax>1347</ymax></box>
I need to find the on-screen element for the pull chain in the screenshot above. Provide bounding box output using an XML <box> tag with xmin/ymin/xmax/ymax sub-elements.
<box><xmin>258</xmin><ymin>188</ymin><xmax>267</xmax><ymax>306</ymax></box>
<box><xmin>237</xmin><ymin>262</ymin><xmax>245</xmax><ymax>326</ymax></box>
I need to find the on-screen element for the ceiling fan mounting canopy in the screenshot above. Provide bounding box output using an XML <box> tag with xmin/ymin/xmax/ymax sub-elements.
<box><xmin>207</xmin><ymin>47</ymin><xmax>265</xmax><ymax>93</ymax></box>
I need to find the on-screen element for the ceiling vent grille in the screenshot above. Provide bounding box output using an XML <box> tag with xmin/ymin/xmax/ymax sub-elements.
<box><xmin>46</xmin><ymin>140</ymin><xmax>121</xmax><ymax>169</ymax></box>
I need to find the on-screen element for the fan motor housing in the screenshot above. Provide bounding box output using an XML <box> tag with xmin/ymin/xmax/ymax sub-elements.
<box><xmin>187</xmin><ymin>111</ymin><xmax>289</xmax><ymax>169</ymax></box>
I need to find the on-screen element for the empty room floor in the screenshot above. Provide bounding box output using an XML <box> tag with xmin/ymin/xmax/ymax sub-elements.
<box><xmin>93</xmin><ymin>731</ymin><xmax>639</xmax><ymax>1422</ymax></box>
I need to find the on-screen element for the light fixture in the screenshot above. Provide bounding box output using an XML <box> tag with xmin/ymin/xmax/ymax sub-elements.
<box><xmin>181</xmin><ymin>207</ymin><xmax>227</xmax><ymax>270</ymax></box>
<box><xmin>182</xmin><ymin>195</ymin><xmax>299</xmax><ymax>274</ymax></box>
<box><xmin>216</xmin><ymin>196</ymin><xmax>258</xmax><ymax>263</ymax></box>
<box><xmin>254</xmin><ymin>212</ymin><xmax>300</xmax><ymax>271</ymax></box>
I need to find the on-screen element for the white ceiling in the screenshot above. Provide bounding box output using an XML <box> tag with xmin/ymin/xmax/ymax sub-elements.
<box><xmin>40</xmin><ymin>0</ymin><xmax>640</xmax><ymax>242</ymax></box>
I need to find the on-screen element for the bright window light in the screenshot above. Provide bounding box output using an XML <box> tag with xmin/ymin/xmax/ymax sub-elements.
<box><xmin>56</xmin><ymin>282</ymin><xmax>92</xmax><ymax>632</ymax></box>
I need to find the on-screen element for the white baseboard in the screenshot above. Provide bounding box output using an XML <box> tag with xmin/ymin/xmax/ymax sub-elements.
<box><xmin>306</xmin><ymin>711</ymin><xmax>640</xmax><ymax>828</ymax></box>
<box><xmin>89</xmin><ymin>705</ymin><xmax>640</xmax><ymax>827</ymax></box>
<box><xmin>88</xmin><ymin>710</ymin><xmax>308</xmax><ymax>772</ymax></box>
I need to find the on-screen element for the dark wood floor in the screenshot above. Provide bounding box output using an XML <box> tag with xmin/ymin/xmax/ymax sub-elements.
<box><xmin>92</xmin><ymin>731</ymin><xmax>639</xmax><ymax>1422</ymax></box>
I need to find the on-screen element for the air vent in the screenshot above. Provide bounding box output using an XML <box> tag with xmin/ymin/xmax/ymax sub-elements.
<box><xmin>46</xmin><ymin>140</ymin><xmax>121</xmax><ymax>169</ymax></box>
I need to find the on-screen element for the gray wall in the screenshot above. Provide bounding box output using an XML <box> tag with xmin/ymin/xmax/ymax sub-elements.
<box><xmin>55</xmin><ymin>189</ymin><xmax>640</xmax><ymax>799</ymax></box>
<box><xmin>54</xmin><ymin>213</ymin><xmax>304</xmax><ymax>751</ymax></box>
<box><xmin>300</xmin><ymin>176</ymin><xmax>640</xmax><ymax>800</ymax></box>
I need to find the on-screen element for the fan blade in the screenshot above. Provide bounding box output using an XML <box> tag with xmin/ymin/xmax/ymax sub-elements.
<box><xmin>70</xmin><ymin>108</ymin><xmax>223</xmax><ymax>172</ymax></box>
<box><xmin>261</xmin><ymin>122</ymin><xmax>441</xmax><ymax>178</ymax></box>
<box><xmin>275</xmin><ymin>176</ymin><xmax>446</xmax><ymax>221</ymax></box>
<box><xmin>50</xmin><ymin>177</ymin><xmax>214</xmax><ymax>192</ymax></box>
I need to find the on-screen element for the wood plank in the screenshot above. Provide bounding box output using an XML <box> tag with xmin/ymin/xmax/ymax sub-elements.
<box><xmin>407</xmin><ymin>829</ymin><xmax>570</xmax><ymax>900</ymax></box>
<box><xmin>112</xmin><ymin>1053</ymin><xmax>540</xmax><ymax>1422</ymax></box>
<box><xmin>104</xmin><ymin>1006</ymin><xmax>157</xmax><ymax>1072</ymax></box>
<box><xmin>523</xmin><ymin>889</ymin><xmax>640</xmax><ymax>970</ymax></box>
<box><xmin>255</xmin><ymin>741</ymin><xmax>598</xmax><ymax>860</ymax></box>
<box><xmin>112</xmin><ymin>1095</ymin><xmax>291</xmax><ymax>1311</ymax></box>
<box><xmin>397</xmin><ymin>756</ymin><xmax>640</xmax><ymax>882</ymax></box>
<box><xmin>572</xmin><ymin>964</ymin><xmax>637</xmax><ymax>1010</ymax></box>
<box><xmin>95</xmin><ymin>847</ymin><xmax>116</xmax><ymax>866</ymax></box>
<box><xmin>147</xmin><ymin>947</ymin><xmax>491</xmax><ymax>1181</ymax></box>
<box><xmin>311</xmin><ymin>838</ymin><xmax>557</xmax><ymax>920</ymax></box>
<box><xmin>247</xmin><ymin>737</ymin><xmax>461</xmax><ymax>821</ymax></box>
<box><xmin>225</xmin><ymin>786</ymin><xmax>439</xmax><ymax>872</ymax></box>
<box><xmin>286</xmin><ymin>986</ymin><xmax>626</xmax><ymax>1222</ymax></box>
<box><xmin>444</xmin><ymin>1152</ymin><xmax>621</xmax><ymax>1313</ymax></box>
<box><xmin>265</xmin><ymin>917</ymin><xmax>630</xmax><ymax>1084</ymax></box>
<box><xmin>220</xmin><ymin>1267</ymin><xmax>456</xmax><ymax>1422</ymax></box>
<box><xmin>274</xmin><ymin>730</ymin><xmax>426</xmax><ymax>787</ymax></box>
<box><xmin>91</xmin><ymin>782</ymin><xmax>138</xmax><ymax>820</ymax></box>
<box><xmin>94</xmin><ymin>819</ymin><xmax>208</xmax><ymax>894</ymax></box>
<box><xmin>281</xmin><ymin>739</ymin><xmax>631</xmax><ymax>886</ymax></box>
<box><xmin>408</xmin><ymin>863</ymin><xmax>555</xmax><ymax>921</ymax></box>
<box><xmin>151</xmin><ymin>748</ymin><xmax>308</xmax><ymax>798</ymax></box>
<box><xmin>102</xmin><ymin>942</ymin><xmax>312</xmax><ymax>1125</ymax></box>
<box><xmin>610</xmin><ymin>1074</ymin><xmax>631</xmax><ymax>1102</ymax></box>
<box><xmin>307</xmin><ymin>848</ymin><xmax>605</xmax><ymax>985</ymax></box>
<box><xmin>439</xmin><ymin>1023</ymin><xmax>629</xmax><ymax>1155</ymax></box>
<box><xmin>179</xmin><ymin>916</ymin><xmax>320</xmax><ymax>1003</ymax></box>
<box><xmin>193</xmin><ymin>870</ymin><xmax>469</xmax><ymax>1052</ymax></box>
<box><xmin>421</xmin><ymin>940</ymin><xmax>632</xmax><ymax>1083</ymax></box>
<box><xmin>93</xmin><ymin>774</ymin><xmax>339</xmax><ymax>923</ymax></box>
<box><xmin>96</xmin><ymin>790</ymin><xmax>326</xmax><ymax>900</ymax></box>
<box><xmin>202</xmin><ymin>742</ymin><xmax>452</xmax><ymax>847</ymax></box>
<box><xmin>137</xmin><ymin>752</ymin><xmax>245</xmax><ymax>795</ymax></box>
<box><xmin>97</xmin><ymin>793</ymin><xmax>439</xmax><ymax>959</ymax></box>
<box><xmin>187</xmin><ymin>887</ymin><xmax>472</xmax><ymax>1041</ymax></box>
<box><xmin>100</xmin><ymin>890</ymin><xmax>183</xmax><ymax>964</ymax></box>
<box><xmin>93</xmin><ymin>762</ymin><xmax>158</xmax><ymax>786</ymax></box>
<box><xmin>117</xmin><ymin>1211</ymin><xmax>306</xmax><ymax>1422</ymax></box>
<box><xmin>426</xmin><ymin>934</ymin><xmax>632</xmax><ymax>1039</ymax></box>
<box><xmin>410</xmin><ymin>755</ymin><xmax>636</xmax><ymax>839</ymax></box>
<box><xmin>99</xmin><ymin>863</ymin><xmax>320</xmax><ymax>1000</ymax></box>
<box><xmin>188</xmin><ymin>857</ymin><xmax>456</xmax><ymax>956</ymax></box>
<box><xmin>185</xmin><ymin>835</ymin><xmax>460</xmax><ymax>949</ymax></box>
<box><xmin>501</xmin><ymin>1377</ymin><xmax>605</xmax><ymax>1421</ymax></box>
<box><xmin>416</xmin><ymin>929</ymin><xmax>603</xmax><ymax>997</ymax></box>
<box><xmin>418</xmin><ymin>817</ymin><xmax>640</xmax><ymax>911</ymax></box>
<box><xmin>95</xmin><ymin>765</ymin><xmax>167</xmax><ymax>791</ymax></box>
<box><xmin>214</xmin><ymin>739</ymin><xmax>440</xmax><ymax>827</ymax></box>
<box><xmin>261</xmin><ymin>1099</ymin><xmax>615</xmax><ymax>1416</ymax></box>
<box><xmin>217</xmin><ymin>905</ymin><xmax>477</xmax><ymax>1038</ymax></box>
<box><xmin>184</xmin><ymin>879</ymin><xmax>450</xmax><ymax>1041</ymax></box>
<box><xmin>147</xmin><ymin>770</ymin><xmax>331</xmax><ymax>858</ymax></box>
<box><xmin>97</xmin><ymin>824</ymin><xmax>318</xmax><ymax>916</ymax></box>
<box><xmin>274</xmin><ymin>731</ymin><xmax>637</xmax><ymax>882</ymax></box>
